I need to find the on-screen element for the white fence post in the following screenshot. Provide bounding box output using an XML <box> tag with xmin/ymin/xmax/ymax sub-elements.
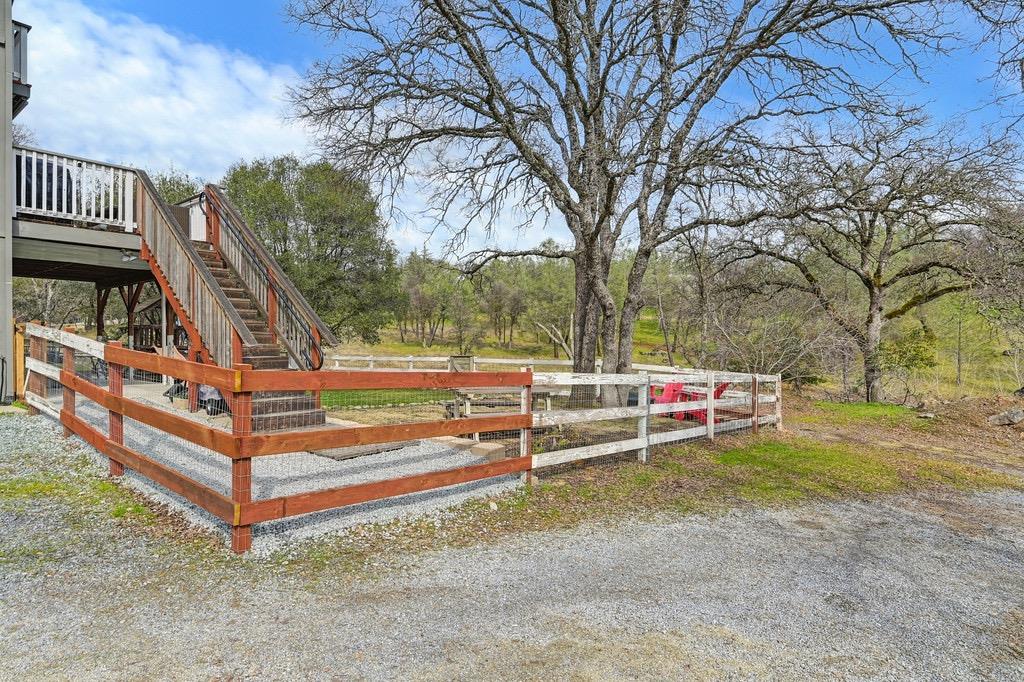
<box><xmin>520</xmin><ymin>366</ymin><xmax>530</xmax><ymax>458</ymax></box>
<box><xmin>638</xmin><ymin>370</ymin><xmax>650</xmax><ymax>463</ymax></box>
<box><xmin>775</xmin><ymin>374</ymin><xmax>783</xmax><ymax>430</ymax></box>
<box><xmin>706</xmin><ymin>371</ymin><xmax>716</xmax><ymax>441</ymax></box>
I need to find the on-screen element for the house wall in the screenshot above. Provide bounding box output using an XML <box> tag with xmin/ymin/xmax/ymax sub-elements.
<box><xmin>1</xmin><ymin>1</ymin><xmax>16</xmax><ymax>401</ymax></box>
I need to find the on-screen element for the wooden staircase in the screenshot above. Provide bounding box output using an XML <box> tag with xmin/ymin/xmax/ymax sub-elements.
<box><xmin>134</xmin><ymin>172</ymin><xmax>334</xmax><ymax>434</ymax></box>
<box><xmin>193</xmin><ymin>242</ymin><xmax>327</xmax><ymax>432</ymax></box>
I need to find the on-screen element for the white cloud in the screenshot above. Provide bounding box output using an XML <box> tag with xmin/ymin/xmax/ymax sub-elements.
<box><xmin>16</xmin><ymin>0</ymin><xmax>310</xmax><ymax>180</ymax></box>
<box><xmin>13</xmin><ymin>0</ymin><xmax>563</xmax><ymax>256</ymax></box>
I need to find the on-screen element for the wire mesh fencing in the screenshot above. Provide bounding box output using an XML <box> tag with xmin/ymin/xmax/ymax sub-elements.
<box><xmin>22</xmin><ymin>323</ymin><xmax>781</xmax><ymax>553</ymax></box>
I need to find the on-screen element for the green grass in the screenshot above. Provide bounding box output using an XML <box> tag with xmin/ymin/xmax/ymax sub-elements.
<box><xmin>321</xmin><ymin>388</ymin><xmax>450</xmax><ymax>407</ymax></box>
<box><xmin>715</xmin><ymin>439</ymin><xmax>904</xmax><ymax>500</ymax></box>
<box><xmin>796</xmin><ymin>400</ymin><xmax>930</xmax><ymax>429</ymax></box>
<box><xmin>280</xmin><ymin>432</ymin><xmax>1021</xmax><ymax>572</ymax></box>
<box><xmin>0</xmin><ymin>474</ymin><xmax>156</xmax><ymax>524</ymax></box>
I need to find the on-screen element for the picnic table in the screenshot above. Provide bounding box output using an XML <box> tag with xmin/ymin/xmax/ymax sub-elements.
<box><xmin>444</xmin><ymin>386</ymin><xmax>555</xmax><ymax>420</ymax></box>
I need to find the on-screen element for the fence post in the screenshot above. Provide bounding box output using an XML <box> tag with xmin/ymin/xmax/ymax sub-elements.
<box><xmin>61</xmin><ymin>328</ymin><xmax>76</xmax><ymax>438</ymax></box>
<box><xmin>520</xmin><ymin>366</ymin><xmax>533</xmax><ymax>484</ymax></box>
<box><xmin>106</xmin><ymin>341</ymin><xmax>126</xmax><ymax>476</ymax></box>
<box><xmin>706</xmin><ymin>371</ymin><xmax>716</xmax><ymax>441</ymax></box>
<box><xmin>231</xmin><ymin>363</ymin><xmax>253</xmax><ymax>554</ymax></box>
<box><xmin>774</xmin><ymin>374</ymin><xmax>783</xmax><ymax>430</ymax></box>
<box><xmin>27</xmin><ymin>321</ymin><xmax>43</xmax><ymax>415</ymax></box>
<box><xmin>638</xmin><ymin>371</ymin><xmax>650</xmax><ymax>463</ymax></box>
<box><xmin>13</xmin><ymin>322</ymin><xmax>25</xmax><ymax>399</ymax></box>
<box><xmin>751</xmin><ymin>375</ymin><xmax>759</xmax><ymax>434</ymax></box>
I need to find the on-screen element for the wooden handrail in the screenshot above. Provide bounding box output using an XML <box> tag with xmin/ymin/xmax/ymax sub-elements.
<box><xmin>135</xmin><ymin>171</ymin><xmax>258</xmax><ymax>366</ymax></box>
<box><xmin>204</xmin><ymin>185</ymin><xmax>338</xmax><ymax>346</ymax></box>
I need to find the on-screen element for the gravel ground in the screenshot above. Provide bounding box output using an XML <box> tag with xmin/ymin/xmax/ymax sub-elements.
<box><xmin>2</xmin><ymin>414</ymin><xmax>1024</xmax><ymax>679</ymax></box>
<box><xmin>62</xmin><ymin>397</ymin><xmax>522</xmax><ymax>554</ymax></box>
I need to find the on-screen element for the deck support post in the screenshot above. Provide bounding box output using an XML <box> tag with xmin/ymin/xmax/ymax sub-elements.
<box><xmin>13</xmin><ymin>322</ymin><xmax>25</xmax><ymax>399</ymax></box>
<box><xmin>231</xmin><ymin>363</ymin><xmax>253</xmax><ymax>553</ymax></box>
<box><xmin>107</xmin><ymin>341</ymin><xmax>125</xmax><ymax>476</ymax></box>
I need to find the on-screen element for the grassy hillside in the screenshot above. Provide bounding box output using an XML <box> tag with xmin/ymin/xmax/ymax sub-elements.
<box><xmin>327</xmin><ymin>297</ymin><xmax>1021</xmax><ymax>399</ymax></box>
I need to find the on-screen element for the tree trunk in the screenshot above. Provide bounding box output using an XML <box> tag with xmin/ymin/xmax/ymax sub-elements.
<box><xmin>571</xmin><ymin>261</ymin><xmax>600</xmax><ymax>373</ymax></box>
<box><xmin>863</xmin><ymin>292</ymin><xmax>884</xmax><ymax>402</ymax></box>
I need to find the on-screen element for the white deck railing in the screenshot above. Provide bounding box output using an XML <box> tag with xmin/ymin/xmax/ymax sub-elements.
<box><xmin>13</xmin><ymin>145</ymin><xmax>136</xmax><ymax>231</ymax></box>
<box><xmin>12</xmin><ymin>21</ymin><xmax>30</xmax><ymax>84</ymax></box>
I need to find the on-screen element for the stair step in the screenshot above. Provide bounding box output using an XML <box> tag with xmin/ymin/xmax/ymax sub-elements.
<box><xmin>244</xmin><ymin>355</ymin><xmax>290</xmax><ymax>369</ymax></box>
<box><xmin>254</xmin><ymin>390</ymin><xmax>309</xmax><ymax>400</ymax></box>
<box><xmin>250</xmin><ymin>395</ymin><xmax>317</xmax><ymax>415</ymax></box>
<box><xmin>251</xmin><ymin>332</ymin><xmax>274</xmax><ymax>344</ymax></box>
<box><xmin>228</xmin><ymin>297</ymin><xmax>256</xmax><ymax>311</ymax></box>
<box><xmin>244</xmin><ymin>322</ymin><xmax>272</xmax><ymax>337</ymax></box>
<box><xmin>237</xmin><ymin>309</ymin><xmax>262</xmax><ymax>321</ymax></box>
<box><xmin>244</xmin><ymin>343</ymin><xmax>284</xmax><ymax>356</ymax></box>
<box><xmin>251</xmin><ymin>409</ymin><xmax>327</xmax><ymax>433</ymax></box>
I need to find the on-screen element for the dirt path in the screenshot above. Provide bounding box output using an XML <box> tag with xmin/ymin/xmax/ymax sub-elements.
<box><xmin>4</xmin><ymin>483</ymin><xmax>1023</xmax><ymax>680</ymax></box>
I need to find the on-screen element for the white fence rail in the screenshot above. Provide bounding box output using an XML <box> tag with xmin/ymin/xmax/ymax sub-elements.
<box><xmin>526</xmin><ymin>371</ymin><xmax>781</xmax><ymax>469</ymax></box>
<box><xmin>326</xmin><ymin>352</ymin><xmax>746</xmax><ymax>376</ymax></box>
<box><xmin>13</xmin><ymin>145</ymin><xmax>136</xmax><ymax>231</ymax></box>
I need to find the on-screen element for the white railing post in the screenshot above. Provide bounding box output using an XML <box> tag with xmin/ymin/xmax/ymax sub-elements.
<box><xmin>706</xmin><ymin>371</ymin><xmax>716</xmax><ymax>441</ymax></box>
<box><xmin>775</xmin><ymin>374</ymin><xmax>783</xmax><ymax>430</ymax></box>
<box><xmin>520</xmin><ymin>366</ymin><xmax>530</xmax><ymax>458</ymax></box>
<box><xmin>638</xmin><ymin>370</ymin><xmax>650</xmax><ymax>463</ymax></box>
<box><xmin>124</xmin><ymin>171</ymin><xmax>135</xmax><ymax>231</ymax></box>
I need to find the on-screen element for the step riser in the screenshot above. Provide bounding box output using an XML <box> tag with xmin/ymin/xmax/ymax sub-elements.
<box><xmin>250</xmin><ymin>410</ymin><xmax>327</xmax><ymax>432</ymax></box>
<box><xmin>245</xmin><ymin>359</ymin><xmax>290</xmax><ymax>370</ymax></box>
<box><xmin>250</xmin><ymin>397</ymin><xmax>317</xmax><ymax>415</ymax></box>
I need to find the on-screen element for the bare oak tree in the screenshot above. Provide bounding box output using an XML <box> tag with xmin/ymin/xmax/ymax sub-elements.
<box><xmin>735</xmin><ymin>117</ymin><xmax>1014</xmax><ymax>401</ymax></box>
<box><xmin>290</xmin><ymin>0</ymin><xmax>957</xmax><ymax>374</ymax></box>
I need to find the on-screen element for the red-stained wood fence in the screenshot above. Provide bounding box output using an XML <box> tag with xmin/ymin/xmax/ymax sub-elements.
<box><xmin>22</xmin><ymin>324</ymin><xmax>781</xmax><ymax>554</ymax></box>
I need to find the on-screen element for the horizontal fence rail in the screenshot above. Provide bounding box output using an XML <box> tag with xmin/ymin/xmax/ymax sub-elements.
<box><xmin>23</xmin><ymin>324</ymin><xmax>781</xmax><ymax>554</ymax></box>
<box><xmin>13</xmin><ymin>145</ymin><xmax>135</xmax><ymax>230</ymax></box>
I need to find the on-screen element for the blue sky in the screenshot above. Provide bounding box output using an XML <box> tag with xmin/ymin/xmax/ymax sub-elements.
<box><xmin>78</xmin><ymin>0</ymin><xmax>325</xmax><ymax>66</ymax></box>
<box><xmin>12</xmin><ymin>0</ymin><xmax>1014</xmax><ymax>256</ymax></box>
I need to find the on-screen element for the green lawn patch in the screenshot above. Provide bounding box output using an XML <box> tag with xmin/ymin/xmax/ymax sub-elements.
<box><xmin>713</xmin><ymin>439</ymin><xmax>904</xmax><ymax>501</ymax></box>
<box><xmin>797</xmin><ymin>400</ymin><xmax>930</xmax><ymax>429</ymax></box>
<box><xmin>279</xmin><ymin>432</ymin><xmax>1021</xmax><ymax>573</ymax></box>
<box><xmin>321</xmin><ymin>388</ymin><xmax>450</xmax><ymax>408</ymax></box>
<box><xmin>0</xmin><ymin>474</ymin><xmax>157</xmax><ymax>524</ymax></box>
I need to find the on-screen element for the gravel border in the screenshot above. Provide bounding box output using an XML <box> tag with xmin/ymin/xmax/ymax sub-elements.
<box><xmin>57</xmin><ymin>400</ymin><xmax>522</xmax><ymax>554</ymax></box>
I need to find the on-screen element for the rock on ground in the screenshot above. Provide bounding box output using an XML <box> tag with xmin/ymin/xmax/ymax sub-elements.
<box><xmin>988</xmin><ymin>408</ymin><xmax>1024</xmax><ymax>426</ymax></box>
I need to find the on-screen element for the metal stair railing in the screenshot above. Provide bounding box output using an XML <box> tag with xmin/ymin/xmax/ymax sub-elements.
<box><xmin>199</xmin><ymin>186</ymin><xmax>337</xmax><ymax>370</ymax></box>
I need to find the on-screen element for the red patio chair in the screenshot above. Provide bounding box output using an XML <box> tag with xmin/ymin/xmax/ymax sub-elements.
<box><xmin>650</xmin><ymin>380</ymin><xmax>732</xmax><ymax>424</ymax></box>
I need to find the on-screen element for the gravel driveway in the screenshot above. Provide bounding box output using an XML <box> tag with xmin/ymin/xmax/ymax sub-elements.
<box><xmin>2</xmin><ymin>415</ymin><xmax>1024</xmax><ymax>680</ymax></box>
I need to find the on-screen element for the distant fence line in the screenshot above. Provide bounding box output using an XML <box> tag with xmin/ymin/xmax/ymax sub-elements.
<box><xmin>326</xmin><ymin>353</ymin><xmax>755</xmax><ymax>377</ymax></box>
